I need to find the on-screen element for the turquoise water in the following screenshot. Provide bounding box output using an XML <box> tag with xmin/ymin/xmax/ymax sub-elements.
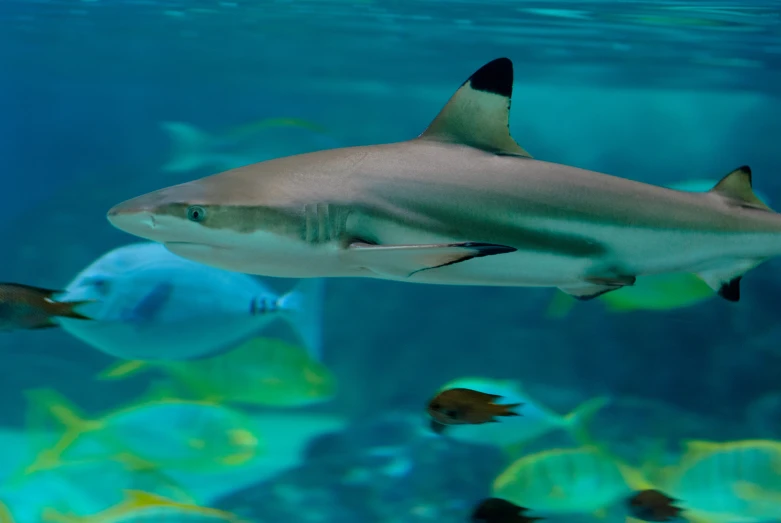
<box><xmin>1</xmin><ymin>1</ymin><xmax>781</xmax><ymax>522</ymax></box>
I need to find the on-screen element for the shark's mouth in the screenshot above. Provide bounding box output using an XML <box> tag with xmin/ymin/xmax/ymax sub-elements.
<box><xmin>163</xmin><ymin>241</ymin><xmax>226</xmax><ymax>253</ymax></box>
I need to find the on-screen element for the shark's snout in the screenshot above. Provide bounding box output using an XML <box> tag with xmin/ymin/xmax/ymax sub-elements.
<box><xmin>107</xmin><ymin>198</ymin><xmax>159</xmax><ymax>238</ymax></box>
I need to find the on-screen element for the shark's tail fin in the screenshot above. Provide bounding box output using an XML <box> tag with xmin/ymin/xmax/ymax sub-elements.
<box><xmin>277</xmin><ymin>279</ymin><xmax>326</xmax><ymax>361</ymax></box>
<box><xmin>159</xmin><ymin>121</ymin><xmax>213</xmax><ymax>173</ymax></box>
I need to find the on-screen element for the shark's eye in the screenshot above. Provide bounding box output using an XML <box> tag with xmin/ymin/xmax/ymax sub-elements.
<box><xmin>186</xmin><ymin>205</ymin><xmax>207</xmax><ymax>222</ymax></box>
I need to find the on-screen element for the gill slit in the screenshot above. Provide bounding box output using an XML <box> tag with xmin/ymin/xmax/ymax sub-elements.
<box><xmin>304</xmin><ymin>203</ymin><xmax>334</xmax><ymax>244</ymax></box>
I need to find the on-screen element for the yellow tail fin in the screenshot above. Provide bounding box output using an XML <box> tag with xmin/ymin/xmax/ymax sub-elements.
<box><xmin>20</xmin><ymin>389</ymin><xmax>103</xmax><ymax>476</ymax></box>
<box><xmin>121</xmin><ymin>490</ymin><xmax>239</xmax><ymax>519</ymax></box>
<box><xmin>564</xmin><ymin>396</ymin><xmax>610</xmax><ymax>446</ymax></box>
<box><xmin>97</xmin><ymin>360</ymin><xmax>150</xmax><ymax>380</ymax></box>
<box><xmin>25</xmin><ymin>389</ymin><xmax>99</xmax><ymax>432</ymax></box>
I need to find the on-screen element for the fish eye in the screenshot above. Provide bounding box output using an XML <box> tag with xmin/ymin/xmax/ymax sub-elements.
<box><xmin>87</xmin><ymin>277</ymin><xmax>110</xmax><ymax>295</ymax></box>
<box><xmin>186</xmin><ymin>205</ymin><xmax>207</xmax><ymax>222</ymax></box>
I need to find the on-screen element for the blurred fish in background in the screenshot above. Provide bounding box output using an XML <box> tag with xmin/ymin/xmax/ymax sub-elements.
<box><xmin>427</xmin><ymin>386</ymin><xmax>523</xmax><ymax>430</ymax></box>
<box><xmin>627</xmin><ymin>490</ymin><xmax>683</xmax><ymax>522</ymax></box>
<box><xmin>429</xmin><ymin>377</ymin><xmax>608</xmax><ymax>453</ymax></box>
<box><xmin>3</xmin><ymin>455</ymin><xmax>193</xmax><ymax>521</ymax></box>
<box><xmin>0</xmin><ymin>244</ymin><xmax>341</xmax><ymax>522</ymax></box>
<box><xmin>98</xmin><ymin>337</ymin><xmax>338</xmax><ymax>408</ymax></box>
<box><xmin>20</xmin><ymin>388</ymin><xmax>265</xmax><ymax>475</ymax></box>
<box><xmin>0</xmin><ymin>283</ymin><xmax>93</xmax><ymax>332</ymax></box>
<box><xmin>645</xmin><ymin>439</ymin><xmax>781</xmax><ymax>523</ymax></box>
<box><xmin>0</xmin><ymin>391</ymin><xmax>346</xmax><ymax>521</ymax></box>
<box><xmin>159</xmin><ymin>117</ymin><xmax>338</xmax><ymax>174</ymax></box>
<box><xmin>39</xmin><ymin>241</ymin><xmax>324</xmax><ymax>361</ymax></box>
<box><xmin>470</xmin><ymin>497</ymin><xmax>543</xmax><ymax>523</ymax></box>
<box><xmin>490</xmin><ymin>445</ymin><xmax>654</xmax><ymax>519</ymax></box>
<box><xmin>41</xmin><ymin>489</ymin><xmax>248</xmax><ymax>523</ymax></box>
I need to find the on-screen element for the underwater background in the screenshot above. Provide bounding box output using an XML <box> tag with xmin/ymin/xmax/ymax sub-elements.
<box><xmin>2</xmin><ymin>1</ymin><xmax>781</xmax><ymax>522</ymax></box>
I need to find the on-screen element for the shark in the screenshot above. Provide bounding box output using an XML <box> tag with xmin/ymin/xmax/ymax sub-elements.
<box><xmin>107</xmin><ymin>57</ymin><xmax>780</xmax><ymax>302</ymax></box>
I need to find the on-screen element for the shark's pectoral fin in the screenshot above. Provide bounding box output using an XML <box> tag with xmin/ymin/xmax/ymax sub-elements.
<box><xmin>344</xmin><ymin>241</ymin><xmax>516</xmax><ymax>278</ymax></box>
<box><xmin>558</xmin><ymin>275</ymin><xmax>636</xmax><ymax>301</ymax></box>
<box><xmin>696</xmin><ymin>259</ymin><xmax>766</xmax><ymax>302</ymax></box>
<box><xmin>416</xmin><ymin>57</ymin><xmax>532</xmax><ymax>158</ymax></box>
<box><xmin>709</xmin><ymin>165</ymin><xmax>772</xmax><ymax>211</ymax></box>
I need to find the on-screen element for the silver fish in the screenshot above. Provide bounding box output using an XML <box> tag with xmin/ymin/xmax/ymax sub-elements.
<box><xmin>56</xmin><ymin>242</ymin><xmax>324</xmax><ymax>361</ymax></box>
<box><xmin>107</xmin><ymin>57</ymin><xmax>777</xmax><ymax>302</ymax></box>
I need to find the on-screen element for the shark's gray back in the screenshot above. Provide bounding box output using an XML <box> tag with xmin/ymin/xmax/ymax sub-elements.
<box><xmin>206</xmin><ymin>139</ymin><xmax>781</xmax><ymax>237</ymax></box>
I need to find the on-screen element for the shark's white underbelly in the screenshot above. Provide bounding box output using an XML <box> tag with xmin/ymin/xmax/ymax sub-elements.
<box><xmin>366</xmin><ymin>216</ymin><xmax>781</xmax><ymax>287</ymax></box>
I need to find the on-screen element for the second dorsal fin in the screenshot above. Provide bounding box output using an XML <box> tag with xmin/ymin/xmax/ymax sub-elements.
<box><xmin>417</xmin><ymin>57</ymin><xmax>532</xmax><ymax>158</ymax></box>
<box><xmin>710</xmin><ymin>165</ymin><xmax>770</xmax><ymax>211</ymax></box>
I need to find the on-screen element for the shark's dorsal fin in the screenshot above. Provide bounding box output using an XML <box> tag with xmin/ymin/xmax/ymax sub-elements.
<box><xmin>417</xmin><ymin>57</ymin><xmax>532</xmax><ymax>158</ymax></box>
<box><xmin>710</xmin><ymin>165</ymin><xmax>771</xmax><ymax>211</ymax></box>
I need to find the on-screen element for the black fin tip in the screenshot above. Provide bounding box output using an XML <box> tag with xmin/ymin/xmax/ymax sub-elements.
<box><xmin>468</xmin><ymin>58</ymin><xmax>514</xmax><ymax>98</ymax></box>
<box><xmin>573</xmin><ymin>288</ymin><xmax>616</xmax><ymax>301</ymax></box>
<box><xmin>462</xmin><ymin>242</ymin><xmax>517</xmax><ymax>256</ymax></box>
<box><xmin>408</xmin><ymin>243</ymin><xmax>516</xmax><ymax>277</ymax></box>
<box><xmin>718</xmin><ymin>277</ymin><xmax>741</xmax><ymax>302</ymax></box>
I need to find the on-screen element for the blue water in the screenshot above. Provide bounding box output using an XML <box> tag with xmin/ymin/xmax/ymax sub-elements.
<box><xmin>1</xmin><ymin>1</ymin><xmax>781</xmax><ymax>522</ymax></box>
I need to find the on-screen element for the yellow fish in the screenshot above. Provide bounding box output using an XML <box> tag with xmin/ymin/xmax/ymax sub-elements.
<box><xmin>42</xmin><ymin>489</ymin><xmax>246</xmax><ymax>522</ymax></box>
<box><xmin>0</xmin><ymin>502</ymin><xmax>16</xmax><ymax>523</ymax></box>
<box><xmin>492</xmin><ymin>445</ymin><xmax>653</xmax><ymax>516</ymax></box>
<box><xmin>5</xmin><ymin>451</ymin><xmax>194</xmax><ymax>517</ymax></box>
<box><xmin>98</xmin><ymin>337</ymin><xmax>337</xmax><ymax>407</ymax></box>
<box><xmin>431</xmin><ymin>377</ymin><xmax>608</xmax><ymax>452</ymax></box>
<box><xmin>21</xmin><ymin>388</ymin><xmax>263</xmax><ymax>476</ymax></box>
<box><xmin>649</xmin><ymin>439</ymin><xmax>781</xmax><ymax>523</ymax></box>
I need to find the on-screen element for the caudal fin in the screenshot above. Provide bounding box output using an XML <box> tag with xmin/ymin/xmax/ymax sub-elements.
<box><xmin>47</xmin><ymin>299</ymin><xmax>95</xmax><ymax>321</ymax></box>
<box><xmin>277</xmin><ymin>279</ymin><xmax>326</xmax><ymax>361</ymax></box>
<box><xmin>159</xmin><ymin>121</ymin><xmax>212</xmax><ymax>173</ymax></box>
<box><xmin>563</xmin><ymin>396</ymin><xmax>610</xmax><ymax>446</ymax></box>
<box><xmin>17</xmin><ymin>389</ymin><xmax>103</xmax><ymax>478</ymax></box>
